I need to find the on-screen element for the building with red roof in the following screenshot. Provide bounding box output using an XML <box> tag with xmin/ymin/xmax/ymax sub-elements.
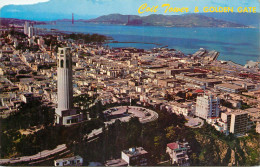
<box><xmin>166</xmin><ymin>141</ymin><xmax>190</xmax><ymax>166</ymax></box>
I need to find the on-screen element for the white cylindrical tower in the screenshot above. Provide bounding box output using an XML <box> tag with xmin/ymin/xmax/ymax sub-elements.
<box><xmin>56</xmin><ymin>47</ymin><xmax>73</xmax><ymax>116</ymax></box>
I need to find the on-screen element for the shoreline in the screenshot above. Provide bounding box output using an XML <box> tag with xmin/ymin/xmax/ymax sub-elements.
<box><xmin>39</xmin><ymin>20</ymin><xmax>259</xmax><ymax>29</ymax></box>
<box><xmin>37</xmin><ymin>26</ymin><xmax>257</xmax><ymax>66</ymax></box>
<box><xmin>108</xmin><ymin>41</ymin><xmax>163</xmax><ymax>46</ymax></box>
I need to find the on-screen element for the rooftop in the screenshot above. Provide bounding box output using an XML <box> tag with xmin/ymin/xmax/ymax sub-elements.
<box><xmin>215</xmin><ymin>83</ymin><xmax>243</xmax><ymax>90</ymax></box>
<box><xmin>122</xmin><ymin>147</ymin><xmax>148</xmax><ymax>157</ymax></box>
<box><xmin>54</xmin><ymin>155</ymin><xmax>82</xmax><ymax>163</ymax></box>
<box><xmin>105</xmin><ymin>158</ymin><xmax>128</xmax><ymax>166</ymax></box>
<box><xmin>167</xmin><ymin>142</ymin><xmax>179</xmax><ymax>150</ymax></box>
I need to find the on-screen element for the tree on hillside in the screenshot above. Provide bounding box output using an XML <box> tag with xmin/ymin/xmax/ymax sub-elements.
<box><xmin>1</xmin><ymin>100</ymin><xmax>55</xmax><ymax>131</ymax></box>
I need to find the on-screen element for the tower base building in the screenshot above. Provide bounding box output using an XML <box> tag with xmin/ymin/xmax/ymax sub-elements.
<box><xmin>55</xmin><ymin>109</ymin><xmax>83</xmax><ymax>126</ymax></box>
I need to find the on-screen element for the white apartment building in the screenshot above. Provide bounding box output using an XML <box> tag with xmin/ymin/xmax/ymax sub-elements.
<box><xmin>195</xmin><ymin>94</ymin><xmax>220</xmax><ymax>119</ymax></box>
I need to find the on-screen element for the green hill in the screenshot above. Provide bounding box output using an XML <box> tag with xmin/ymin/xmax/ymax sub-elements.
<box><xmin>85</xmin><ymin>13</ymin><xmax>247</xmax><ymax>27</ymax></box>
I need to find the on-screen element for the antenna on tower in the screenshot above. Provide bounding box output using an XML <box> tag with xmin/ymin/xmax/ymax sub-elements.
<box><xmin>72</xmin><ymin>13</ymin><xmax>74</xmax><ymax>24</ymax></box>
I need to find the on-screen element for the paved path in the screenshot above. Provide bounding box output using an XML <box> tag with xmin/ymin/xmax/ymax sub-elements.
<box><xmin>185</xmin><ymin>116</ymin><xmax>204</xmax><ymax>128</ymax></box>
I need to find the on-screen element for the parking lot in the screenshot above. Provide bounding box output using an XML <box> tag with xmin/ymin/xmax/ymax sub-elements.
<box><xmin>103</xmin><ymin>106</ymin><xmax>158</xmax><ymax>123</ymax></box>
<box><xmin>87</xmin><ymin>106</ymin><xmax>158</xmax><ymax>139</ymax></box>
<box><xmin>185</xmin><ymin>116</ymin><xmax>204</xmax><ymax>128</ymax></box>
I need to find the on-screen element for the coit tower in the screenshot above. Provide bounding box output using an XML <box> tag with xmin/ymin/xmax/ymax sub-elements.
<box><xmin>55</xmin><ymin>47</ymin><xmax>73</xmax><ymax>116</ymax></box>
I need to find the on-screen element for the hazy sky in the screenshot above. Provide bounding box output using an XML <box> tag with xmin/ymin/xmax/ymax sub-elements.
<box><xmin>1</xmin><ymin>0</ymin><xmax>259</xmax><ymax>11</ymax></box>
<box><xmin>0</xmin><ymin>0</ymin><xmax>49</xmax><ymax>9</ymax></box>
<box><xmin>1</xmin><ymin>0</ymin><xmax>259</xmax><ymax>20</ymax></box>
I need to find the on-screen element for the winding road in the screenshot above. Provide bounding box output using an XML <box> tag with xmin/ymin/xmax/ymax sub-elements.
<box><xmin>0</xmin><ymin>106</ymin><xmax>158</xmax><ymax>165</ymax></box>
<box><xmin>0</xmin><ymin>144</ymin><xmax>67</xmax><ymax>165</ymax></box>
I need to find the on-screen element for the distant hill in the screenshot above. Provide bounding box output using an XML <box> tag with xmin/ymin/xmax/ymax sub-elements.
<box><xmin>199</xmin><ymin>13</ymin><xmax>260</xmax><ymax>27</ymax></box>
<box><xmin>85</xmin><ymin>14</ymin><xmax>247</xmax><ymax>27</ymax></box>
<box><xmin>0</xmin><ymin>18</ymin><xmax>46</xmax><ymax>26</ymax></box>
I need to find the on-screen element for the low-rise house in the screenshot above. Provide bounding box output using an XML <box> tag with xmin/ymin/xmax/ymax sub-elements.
<box><xmin>169</xmin><ymin>102</ymin><xmax>195</xmax><ymax>116</ymax></box>
<box><xmin>166</xmin><ymin>141</ymin><xmax>190</xmax><ymax>166</ymax></box>
<box><xmin>121</xmin><ymin>147</ymin><xmax>149</xmax><ymax>166</ymax></box>
<box><xmin>105</xmin><ymin>147</ymin><xmax>149</xmax><ymax>166</ymax></box>
<box><xmin>54</xmin><ymin>155</ymin><xmax>83</xmax><ymax>166</ymax></box>
<box><xmin>105</xmin><ymin>159</ymin><xmax>128</xmax><ymax>166</ymax></box>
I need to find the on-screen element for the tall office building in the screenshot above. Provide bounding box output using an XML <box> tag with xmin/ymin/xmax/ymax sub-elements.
<box><xmin>230</xmin><ymin>111</ymin><xmax>248</xmax><ymax>136</ymax></box>
<box><xmin>55</xmin><ymin>47</ymin><xmax>83</xmax><ymax>125</ymax></box>
<box><xmin>221</xmin><ymin>110</ymin><xmax>249</xmax><ymax>136</ymax></box>
<box><xmin>195</xmin><ymin>94</ymin><xmax>220</xmax><ymax>119</ymax></box>
<box><xmin>37</xmin><ymin>37</ymin><xmax>45</xmax><ymax>46</ymax></box>
<box><xmin>24</xmin><ymin>21</ymin><xmax>29</xmax><ymax>35</ymax></box>
<box><xmin>28</xmin><ymin>26</ymin><xmax>34</xmax><ymax>38</ymax></box>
